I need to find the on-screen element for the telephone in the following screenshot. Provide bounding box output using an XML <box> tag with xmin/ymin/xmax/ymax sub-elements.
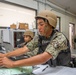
<box><xmin>0</xmin><ymin>44</ymin><xmax>6</xmax><ymax>54</ymax></box>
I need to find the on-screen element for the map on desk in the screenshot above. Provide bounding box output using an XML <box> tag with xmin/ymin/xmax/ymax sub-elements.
<box><xmin>0</xmin><ymin>66</ymin><xmax>32</xmax><ymax>75</ymax></box>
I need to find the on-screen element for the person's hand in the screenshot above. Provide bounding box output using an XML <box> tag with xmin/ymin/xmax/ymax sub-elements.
<box><xmin>0</xmin><ymin>57</ymin><xmax>15</xmax><ymax>68</ymax></box>
<box><xmin>0</xmin><ymin>53</ymin><xmax>5</xmax><ymax>58</ymax></box>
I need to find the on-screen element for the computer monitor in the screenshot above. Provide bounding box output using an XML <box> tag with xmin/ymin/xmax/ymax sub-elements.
<box><xmin>0</xmin><ymin>30</ymin><xmax>2</xmax><ymax>43</ymax></box>
<box><xmin>2</xmin><ymin>29</ymin><xmax>11</xmax><ymax>43</ymax></box>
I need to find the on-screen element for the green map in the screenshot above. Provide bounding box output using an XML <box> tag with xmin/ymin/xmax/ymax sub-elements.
<box><xmin>0</xmin><ymin>66</ymin><xmax>33</xmax><ymax>75</ymax></box>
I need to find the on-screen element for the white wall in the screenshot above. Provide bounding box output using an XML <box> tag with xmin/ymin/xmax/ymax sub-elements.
<box><xmin>1</xmin><ymin>0</ymin><xmax>76</xmax><ymax>38</ymax></box>
<box><xmin>0</xmin><ymin>2</ymin><xmax>36</xmax><ymax>29</ymax></box>
<box><xmin>5</xmin><ymin>0</ymin><xmax>38</xmax><ymax>9</ymax></box>
<box><xmin>0</xmin><ymin>30</ymin><xmax>2</xmax><ymax>43</ymax></box>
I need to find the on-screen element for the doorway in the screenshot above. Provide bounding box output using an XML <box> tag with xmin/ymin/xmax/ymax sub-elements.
<box><xmin>69</xmin><ymin>23</ymin><xmax>75</xmax><ymax>51</ymax></box>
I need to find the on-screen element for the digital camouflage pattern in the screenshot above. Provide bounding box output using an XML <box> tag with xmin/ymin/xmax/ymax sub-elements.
<box><xmin>25</xmin><ymin>47</ymin><xmax>38</xmax><ymax>57</ymax></box>
<box><xmin>26</xmin><ymin>31</ymin><xmax>68</xmax><ymax>59</ymax></box>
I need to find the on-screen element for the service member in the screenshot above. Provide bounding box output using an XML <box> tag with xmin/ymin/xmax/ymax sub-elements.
<box><xmin>0</xmin><ymin>10</ymin><xmax>69</xmax><ymax>68</ymax></box>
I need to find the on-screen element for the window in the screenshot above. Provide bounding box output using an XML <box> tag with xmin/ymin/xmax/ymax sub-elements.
<box><xmin>56</xmin><ymin>17</ymin><xmax>60</xmax><ymax>31</ymax></box>
<box><xmin>0</xmin><ymin>2</ymin><xmax>36</xmax><ymax>29</ymax></box>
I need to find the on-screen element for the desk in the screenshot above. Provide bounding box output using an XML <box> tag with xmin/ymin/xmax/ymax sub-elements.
<box><xmin>0</xmin><ymin>65</ymin><xmax>76</xmax><ymax>75</ymax></box>
<box><xmin>32</xmin><ymin>65</ymin><xmax>76</xmax><ymax>75</ymax></box>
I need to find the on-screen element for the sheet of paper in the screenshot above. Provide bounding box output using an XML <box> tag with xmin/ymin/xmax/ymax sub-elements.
<box><xmin>33</xmin><ymin>65</ymin><xmax>76</xmax><ymax>75</ymax></box>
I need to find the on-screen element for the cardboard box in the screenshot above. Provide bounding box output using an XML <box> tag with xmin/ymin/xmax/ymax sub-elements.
<box><xmin>10</xmin><ymin>24</ymin><xmax>16</xmax><ymax>29</ymax></box>
<box><xmin>18</xmin><ymin>23</ymin><xmax>29</xmax><ymax>30</ymax></box>
<box><xmin>25</xmin><ymin>24</ymin><xmax>28</xmax><ymax>29</ymax></box>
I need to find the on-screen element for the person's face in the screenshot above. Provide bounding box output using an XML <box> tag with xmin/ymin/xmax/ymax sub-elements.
<box><xmin>24</xmin><ymin>35</ymin><xmax>31</xmax><ymax>43</ymax></box>
<box><xmin>37</xmin><ymin>18</ymin><xmax>52</xmax><ymax>36</ymax></box>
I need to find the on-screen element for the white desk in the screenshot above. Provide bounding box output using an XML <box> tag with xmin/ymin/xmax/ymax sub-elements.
<box><xmin>32</xmin><ymin>65</ymin><xmax>76</xmax><ymax>75</ymax></box>
<box><xmin>0</xmin><ymin>65</ymin><xmax>76</xmax><ymax>75</ymax></box>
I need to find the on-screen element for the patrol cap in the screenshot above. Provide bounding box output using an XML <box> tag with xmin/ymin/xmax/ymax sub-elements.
<box><xmin>23</xmin><ymin>30</ymin><xmax>34</xmax><ymax>38</ymax></box>
<box><xmin>35</xmin><ymin>10</ymin><xmax>57</xmax><ymax>28</ymax></box>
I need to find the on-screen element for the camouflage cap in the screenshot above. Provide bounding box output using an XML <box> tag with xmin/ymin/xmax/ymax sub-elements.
<box><xmin>36</xmin><ymin>10</ymin><xmax>57</xmax><ymax>28</ymax></box>
<box><xmin>23</xmin><ymin>30</ymin><xmax>34</xmax><ymax>38</ymax></box>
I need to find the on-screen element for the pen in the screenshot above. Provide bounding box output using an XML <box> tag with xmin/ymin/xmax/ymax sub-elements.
<box><xmin>42</xmin><ymin>66</ymin><xmax>48</xmax><ymax>72</ymax></box>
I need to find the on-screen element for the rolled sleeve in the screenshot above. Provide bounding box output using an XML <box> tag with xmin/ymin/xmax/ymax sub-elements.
<box><xmin>26</xmin><ymin>35</ymin><xmax>39</xmax><ymax>51</ymax></box>
<box><xmin>45</xmin><ymin>44</ymin><xmax>59</xmax><ymax>59</ymax></box>
<box><xmin>45</xmin><ymin>33</ymin><xmax>68</xmax><ymax>59</ymax></box>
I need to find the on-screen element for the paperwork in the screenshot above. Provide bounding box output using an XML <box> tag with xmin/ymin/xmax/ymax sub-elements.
<box><xmin>33</xmin><ymin>65</ymin><xmax>76</xmax><ymax>75</ymax></box>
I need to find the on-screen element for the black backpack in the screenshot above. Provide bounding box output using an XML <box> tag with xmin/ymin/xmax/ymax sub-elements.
<box><xmin>38</xmin><ymin>30</ymin><xmax>71</xmax><ymax>67</ymax></box>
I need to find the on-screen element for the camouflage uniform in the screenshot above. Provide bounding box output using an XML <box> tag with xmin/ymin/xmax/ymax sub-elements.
<box><xmin>16</xmin><ymin>41</ymin><xmax>38</xmax><ymax>58</ymax></box>
<box><xmin>25</xmin><ymin>47</ymin><xmax>38</xmax><ymax>57</ymax></box>
<box><xmin>26</xmin><ymin>31</ymin><xmax>68</xmax><ymax>59</ymax></box>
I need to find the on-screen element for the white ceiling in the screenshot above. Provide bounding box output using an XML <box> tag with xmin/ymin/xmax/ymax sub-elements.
<box><xmin>1</xmin><ymin>0</ymin><xmax>76</xmax><ymax>16</ymax></box>
<box><xmin>48</xmin><ymin>0</ymin><xmax>76</xmax><ymax>16</ymax></box>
